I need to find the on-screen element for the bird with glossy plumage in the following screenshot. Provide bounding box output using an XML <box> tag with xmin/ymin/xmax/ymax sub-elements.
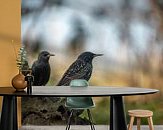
<box><xmin>32</xmin><ymin>51</ymin><xmax>54</xmax><ymax>86</ymax></box>
<box><xmin>57</xmin><ymin>51</ymin><xmax>103</xmax><ymax>86</ymax></box>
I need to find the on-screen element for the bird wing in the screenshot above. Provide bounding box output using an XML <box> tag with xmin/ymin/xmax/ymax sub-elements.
<box><xmin>57</xmin><ymin>59</ymin><xmax>92</xmax><ymax>86</ymax></box>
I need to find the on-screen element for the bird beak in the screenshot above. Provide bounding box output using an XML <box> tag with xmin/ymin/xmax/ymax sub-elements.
<box><xmin>48</xmin><ymin>54</ymin><xmax>55</xmax><ymax>57</ymax></box>
<box><xmin>50</xmin><ymin>54</ymin><xmax>55</xmax><ymax>56</ymax></box>
<box><xmin>94</xmin><ymin>54</ymin><xmax>103</xmax><ymax>57</ymax></box>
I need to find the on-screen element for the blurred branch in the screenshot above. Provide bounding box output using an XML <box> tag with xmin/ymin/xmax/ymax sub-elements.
<box><xmin>151</xmin><ymin>0</ymin><xmax>163</xmax><ymax>41</ymax></box>
<box><xmin>21</xmin><ymin>0</ymin><xmax>64</xmax><ymax>16</ymax></box>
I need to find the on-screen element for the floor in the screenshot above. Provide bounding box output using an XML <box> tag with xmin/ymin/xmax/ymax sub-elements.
<box><xmin>20</xmin><ymin>125</ymin><xmax>163</xmax><ymax>130</ymax></box>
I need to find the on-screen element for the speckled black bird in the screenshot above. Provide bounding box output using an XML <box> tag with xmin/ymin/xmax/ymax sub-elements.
<box><xmin>57</xmin><ymin>51</ymin><xmax>103</xmax><ymax>86</ymax></box>
<box><xmin>32</xmin><ymin>51</ymin><xmax>54</xmax><ymax>86</ymax></box>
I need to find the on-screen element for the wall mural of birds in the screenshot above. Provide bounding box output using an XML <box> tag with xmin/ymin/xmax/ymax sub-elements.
<box><xmin>22</xmin><ymin>51</ymin><xmax>103</xmax><ymax>125</ymax></box>
<box><xmin>32</xmin><ymin>51</ymin><xmax>55</xmax><ymax>86</ymax></box>
<box><xmin>57</xmin><ymin>51</ymin><xmax>103</xmax><ymax>86</ymax></box>
<box><xmin>22</xmin><ymin>51</ymin><xmax>55</xmax><ymax>125</ymax></box>
<box><xmin>56</xmin><ymin>51</ymin><xmax>103</xmax><ymax>123</ymax></box>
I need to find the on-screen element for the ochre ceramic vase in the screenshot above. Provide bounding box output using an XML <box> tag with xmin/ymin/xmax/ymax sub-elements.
<box><xmin>11</xmin><ymin>72</ymin><xmax>27</xmax><ymax>91</ymax></box>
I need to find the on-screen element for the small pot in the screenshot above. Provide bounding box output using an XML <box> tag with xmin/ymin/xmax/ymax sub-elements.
<box><xmin>12</xmin><ymin>72</ymin><xmax>27</xmax><ymax>91</ymax></box>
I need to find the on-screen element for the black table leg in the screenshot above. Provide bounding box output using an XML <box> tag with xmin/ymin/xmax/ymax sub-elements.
<box><xmin>110</xmin><ymin>96</ymin><xmax>127</xmax><ymax>130</ymax></box>
<box><xmin>0</xmin><ymin>96</ymin><xmax>18</xmax><ymax>130</ymax></box>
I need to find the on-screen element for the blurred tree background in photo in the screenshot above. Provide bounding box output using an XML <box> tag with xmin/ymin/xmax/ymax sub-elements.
<box><xmin>21</xmin><ymin>0</ymin><xmax>163</xmax><ymax>125</ymax></box>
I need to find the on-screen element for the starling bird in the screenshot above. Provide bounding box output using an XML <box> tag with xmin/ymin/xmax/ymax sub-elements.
<box><xmin>32</xmin><ymin>51</ymin><xmax>54</xmax><ymax>86</ymax></box>
<box><xmin>57</xmin><ymin>51</ymin><xmax>103</xmax><ymax>86</ymax></box>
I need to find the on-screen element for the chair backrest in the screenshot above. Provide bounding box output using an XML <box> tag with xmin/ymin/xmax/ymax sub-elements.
<box><xmin>66</xmin><ymin>79</ymin><xmax>94</xmax><ymax>109</ymax></box>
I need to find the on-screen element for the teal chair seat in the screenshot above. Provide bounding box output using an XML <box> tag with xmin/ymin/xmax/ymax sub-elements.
<box><xmin>66</xmin><ymin>97</ymin><xmax>95</xmax><ymax>109</ymax></box>
<box><xmin>65</xmin><ymin>79</ymin><xmax>95</xmax><ymax>130</ymax></box>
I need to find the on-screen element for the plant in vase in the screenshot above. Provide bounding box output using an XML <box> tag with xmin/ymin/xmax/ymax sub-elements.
<box><xmin>12</xmin><ymin>46</ymin><xmax>30</xmax><ymax>91</ymax></box>
<box><xmin>16</xmin><ymin>47</ymin><xmax>30</xmax><ymax>76</ymax></box>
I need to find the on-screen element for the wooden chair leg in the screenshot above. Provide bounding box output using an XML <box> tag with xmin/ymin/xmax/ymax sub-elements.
<box><xmin>128</xmin><ymin>116</ymin><xmax>135</xmax><ymax>130</ymax></box>
<box><xmin>137</xmin><ymin>117</ymin><xmax>141</xmax><ymax>130</ymax></box>
<box><xmin>148</xmin><ymin>117</ymin><xmax>154</xmax><ymax>130</ymax></box>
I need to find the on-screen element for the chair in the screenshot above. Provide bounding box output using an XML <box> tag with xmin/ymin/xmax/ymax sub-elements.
<box><xmin>65</xmin><ymin>79</ymin><xmax>95</xmax><ymax>130</ymax></box>
<box><xmin>128</xmin><ymin>109</ymin><xmax>154</xmax><ymax>130</ymax></box>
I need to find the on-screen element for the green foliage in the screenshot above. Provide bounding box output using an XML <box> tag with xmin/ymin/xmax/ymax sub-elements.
<box><xmin>16</xmin><ymin>47</ymin><xmax>28</xmax><ymax>71</ymax></box>
<box><xmin>80</xmin><ymin>98</ymin><xmax>110</xmax><ymax>124</ymax></box>
<box><xmin>81</xmin><ymin>98</ymin><xmax>163</xmax><ymax>125</ymax></box>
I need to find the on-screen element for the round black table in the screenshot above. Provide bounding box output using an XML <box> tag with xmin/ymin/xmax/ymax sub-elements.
<box><xmin>0</xmin><ymin>86</ymin><xmax>159</xmax><ymax>130</ymax></box>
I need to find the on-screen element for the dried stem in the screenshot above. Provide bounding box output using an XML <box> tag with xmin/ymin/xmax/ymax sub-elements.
<box><xmin>11</xmin><ymin>40</ymin><xmax>18</xmax><ymax>60</ymax></box>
